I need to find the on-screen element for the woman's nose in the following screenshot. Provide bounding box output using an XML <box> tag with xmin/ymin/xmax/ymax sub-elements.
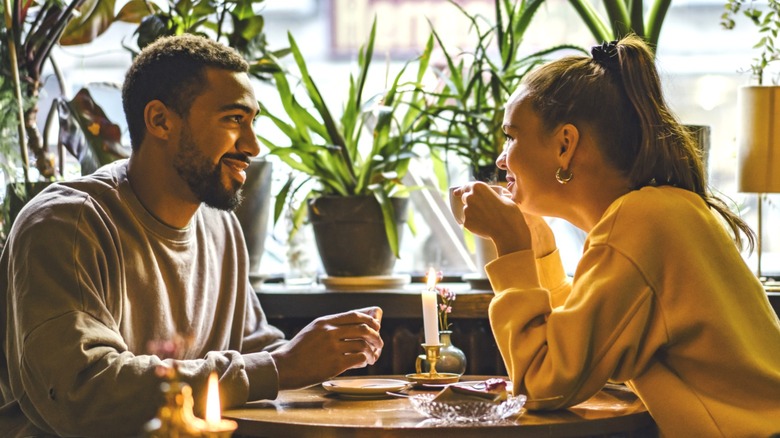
<box><xmin>496</xmin><ymin>151</ymin><xmax>507</xmax><ymax>170</ymax></box>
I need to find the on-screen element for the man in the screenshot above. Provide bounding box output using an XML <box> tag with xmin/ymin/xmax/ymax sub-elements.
<box><xmin>0</xmin><ymin>34</ymin><xmax>383</xmax><ymax>437</ymax></box>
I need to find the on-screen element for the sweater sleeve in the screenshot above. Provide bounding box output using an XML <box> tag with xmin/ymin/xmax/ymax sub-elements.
<box><xmin>240</xmin><ymin>286</ymin><xmax>287</xmax><ymax>400</ymax></box>
<box><xmin>485</xmin><ymin>244</ymin><xmax>666</xmax><ymax>410</ymax></box>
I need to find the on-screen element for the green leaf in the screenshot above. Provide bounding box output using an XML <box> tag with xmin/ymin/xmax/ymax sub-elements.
<box><xmin>57</xmin><ymin>88</ymin><xmax>130</xmax><ymax>173</ymax></box>
<box><xmin>371</xmin><ymin>188</ymin><xmax>400</xmax><ymax>257</ymax></box>
<box><xmin>567</xmin><ymin>0</ymin><xmax>613</xmax><ymax>43</ymax></box>
<box><xmin>60</xmin><ymin>0</ymin><xmax>117</xmax><ymax>45</ymax></box>
<box><xmin>273</xmin><ymin>176</ymin><xmax>295</xmax><ymax>225</ymax></box>
<box><xmin>116</xmin><ymin>0</ymin><xmax>158</xmax><ymax>23</ymax></box>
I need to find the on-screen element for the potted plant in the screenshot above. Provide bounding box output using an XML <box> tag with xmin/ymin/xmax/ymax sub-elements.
<box><xmin>258</xmin><ymin>19</ymin><xmax>431</xmax><ymax>277</ymax></box>
<box><xmin>422</xmin><ymin>0</ymin><xmax>585</xmax><ymax>183</ymax></box>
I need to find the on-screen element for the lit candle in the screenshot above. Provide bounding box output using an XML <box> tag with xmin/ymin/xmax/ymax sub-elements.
<box><xmin>202</xmin><ymin>372</ymin><xmax>237</xmax><ymax>437</ymax></box>
<box><xmin>421</xmin><ymin>268</ymin><xmax>440</xmax><ymax>345</ymax></box>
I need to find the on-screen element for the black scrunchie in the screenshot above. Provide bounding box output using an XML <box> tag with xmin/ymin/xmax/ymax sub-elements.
<box><xmin>591</xmin><ymin>40</ymin><xmax>619</xmax><ymax>72</ymax></box>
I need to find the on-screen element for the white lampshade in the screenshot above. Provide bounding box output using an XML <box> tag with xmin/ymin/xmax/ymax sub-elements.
<box><xmin>737</xmin><ymin>86</ymin><xmax>780</xmax><ymax>193</ymax></box>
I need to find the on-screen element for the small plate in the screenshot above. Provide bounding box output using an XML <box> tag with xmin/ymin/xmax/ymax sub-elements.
<box><xmin>322</xmin><ymin>378</ymin><xmax>411</xmax><ymax>396</ymax></box>
<box><xmin>405</xmin><ymin>373</ymin><xmax>461</xmax><ymax>385</ymax></box>
<box><xmin>320</xmin><ymin>274</ymin><xmax>411</xmax><ymax>291</ymax></box>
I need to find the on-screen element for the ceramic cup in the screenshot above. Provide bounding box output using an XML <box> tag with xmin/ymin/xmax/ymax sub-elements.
<box><xmin>449</xmin><ymin>185</ymin><xmax>506</xmax><ymax>224</ymax></box>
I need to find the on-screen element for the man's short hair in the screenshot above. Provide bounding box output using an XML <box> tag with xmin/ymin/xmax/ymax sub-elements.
<box><xmin>122</xmin><ymin>34</ymin><xmax>249</xmax><ymax>151</ymax></box>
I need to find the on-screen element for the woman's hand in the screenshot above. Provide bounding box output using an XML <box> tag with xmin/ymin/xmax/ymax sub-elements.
<box><xmin>453</xmin><ymin>182</ymin><xmax>556</xmax><ymax>258</ymax></box>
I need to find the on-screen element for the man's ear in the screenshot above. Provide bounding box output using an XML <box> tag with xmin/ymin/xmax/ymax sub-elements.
<box><xmin>144</xmin><ymin>100</ymin><xmax>176</xmax><ymax>141</ymax></box>
<box><xmin>555</xmin><ymin>123</ymin><xmax>580</xmax><ymax>169</ymax></box>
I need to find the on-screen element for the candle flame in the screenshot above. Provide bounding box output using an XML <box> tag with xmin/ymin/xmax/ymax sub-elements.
<box><xmin>205</xmin><ymin>372</ymin><xmax>221</xmax><ymax>424</ymax></box>
<box><xmin>425</xmin><ymin>267</ymin><xmax>437</xmax><ymax>290</ymax></box>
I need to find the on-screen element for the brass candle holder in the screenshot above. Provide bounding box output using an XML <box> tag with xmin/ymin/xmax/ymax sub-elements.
<box><xmin>422</xmin><ymin>343</ymin><xmax>442</xmax><ymax>377</ymax></box>
<box><xmin>406</xmin><ymin>343</ymin><xmax>460</xmax><ymax>385</ymax></box>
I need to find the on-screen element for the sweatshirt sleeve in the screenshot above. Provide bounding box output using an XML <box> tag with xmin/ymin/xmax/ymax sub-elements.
<box><xmin>485</xmin><ymin>244</ymin><xmax>666</xmax><ymax>410</ymax></box>
<box><xmin>239</xmin><ymin>288</ymin><xmax>287</xmax><ymax>400</ymax></box>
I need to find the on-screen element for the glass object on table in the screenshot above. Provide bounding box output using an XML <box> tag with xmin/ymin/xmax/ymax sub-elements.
<box><xmin>283</xmin><ymin>211</ymin><xmax>317</xmax><ymax>287</ymax></box>
<box><xmin>409</xmin><ymin>392</ymin><xmax>526</xmax><ymax>424</ymax></box>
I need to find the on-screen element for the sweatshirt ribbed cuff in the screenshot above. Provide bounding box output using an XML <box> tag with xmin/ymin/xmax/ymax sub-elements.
<box><xmin>243</xmin><ymin>351</ymin><xmax>279</xmax><ymax>401</ymax></box>
<box><xmin>485</xmin><ymin>250</ymin><xmax>540</xmax><ymax>292</ymax></box>
<box><xmin>485</xmin><ymin>249</ymin><xmax>566</xmax><ymax>294</ymax></box>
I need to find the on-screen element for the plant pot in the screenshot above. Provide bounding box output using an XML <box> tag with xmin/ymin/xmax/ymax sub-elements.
<box><xmin>308</xmin><ymin>196</ymin><xmax>409</xmax><ymax>277</ymax></box>
<box><xmin>233</xmin><ymin>159</ymin><xmax>273</xmax><ymax>275</ymax></box>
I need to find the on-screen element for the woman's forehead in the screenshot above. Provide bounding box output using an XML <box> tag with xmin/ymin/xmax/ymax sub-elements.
<box><xmin>506</xmin><ymin>85</ymin><xmax>528</xmax><ymax>108</ymax></box>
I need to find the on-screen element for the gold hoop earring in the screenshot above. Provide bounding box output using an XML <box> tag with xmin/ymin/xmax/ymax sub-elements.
<box><xmin>555</xmin><ymin>167</ymin><xmax>573</xmax><ymax>184</ymax></box>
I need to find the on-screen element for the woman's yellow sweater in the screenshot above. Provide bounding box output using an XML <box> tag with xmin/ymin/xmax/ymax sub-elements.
<box><xmin>486</xmin><ymin>186</ymin><xmax>780</xmax><ymax>437</ymax></box>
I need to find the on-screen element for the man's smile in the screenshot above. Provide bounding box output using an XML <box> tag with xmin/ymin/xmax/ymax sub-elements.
<box><xmin>221</xmin><ymin>157</ymin><xmax>250</xmax><ymax>183</ymax></box>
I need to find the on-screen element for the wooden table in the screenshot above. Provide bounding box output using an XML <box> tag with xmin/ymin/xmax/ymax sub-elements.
<box><xmin>224</xmin><ymin>376</ymin><xmax>657</xmax><ymax>438</ymax></box>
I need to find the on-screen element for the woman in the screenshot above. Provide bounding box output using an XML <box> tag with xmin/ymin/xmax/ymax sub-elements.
<box><xmin>454</xmin><ymin>35</ymin><xmax>780</xmax><ymax>436</ymax></box>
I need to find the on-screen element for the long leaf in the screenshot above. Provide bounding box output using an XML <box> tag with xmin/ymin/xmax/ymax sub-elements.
<box><xmin>60</xmin><ymin>0</ymin><xmax>116</xmax><ymax>45</ymax></box>
<box><xmin>371</xmin><ymin>186</ymin><xmax>400</xmax><ymax>258</ymax></box>
<box><xmin>646</xmin><ymin>0</ymin><xmax>672</xmax><ymax>50</ymax></box>
<box><xmin>287</xmin><ymin>32</ymin><xmax>345</xmax><ymax>149</ymax></box>
<box><xmin>602</xmin><ymin>0</ymin><xmax>630</xmax><ymax>38</ymax></box>
<box><xmin>567</xmin><ymin>0</ymin><xmax>613</xmax><ymax>43</ymax></box>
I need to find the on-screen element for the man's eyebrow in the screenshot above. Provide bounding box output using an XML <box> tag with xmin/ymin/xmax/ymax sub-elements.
<box><xmin>219</xmin><ymin>103</ymin><xmax>256</xmax><ymax>113</ymax></box>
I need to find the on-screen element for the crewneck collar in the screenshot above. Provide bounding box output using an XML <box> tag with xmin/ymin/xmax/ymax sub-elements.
<box><xmin>115</xmin><ymin>160</ymin><xmax>197</xmax><ymax>243</ymax></box>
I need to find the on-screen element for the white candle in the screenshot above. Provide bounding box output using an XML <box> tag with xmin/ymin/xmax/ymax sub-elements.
<box><xmin>205</xmin><ymin>372</ymin><xmax>222</xmax><ymax>425</ymax></box>
<box><xmin>421</xmin><ymin>268</ymin><xmax>440</xmax><ymax>345</ymax></box>
<box><xmin>203</xmin><ymin>372</ymin><xmax>237</xmax><ymax>437</ymax></box>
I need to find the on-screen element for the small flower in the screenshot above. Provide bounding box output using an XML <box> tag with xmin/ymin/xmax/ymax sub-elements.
<box><xmin>435</xmin><ymin>281</ymin><xmax>456</xmax><ymax>330</ymax></box>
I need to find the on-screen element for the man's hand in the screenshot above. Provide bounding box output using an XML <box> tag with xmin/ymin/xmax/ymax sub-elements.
<box><xmin>271</xmin><ymin>307</ymin><xmax>384</xmax><ymax>390</ymax></box>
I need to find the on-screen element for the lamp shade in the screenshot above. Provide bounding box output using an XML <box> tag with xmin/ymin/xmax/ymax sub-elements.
<box><xmin>737</xmin><ymin>85</ymin><xmax>780</xmax><ymax>193</ymax></box>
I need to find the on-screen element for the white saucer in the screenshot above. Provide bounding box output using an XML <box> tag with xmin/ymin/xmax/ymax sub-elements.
<box><xmin>322</xmin><ymin>378</ymin><xmax>411</xmax><ymax>396</ymax></box>
<box><xmin>320</xmin><ymin>274</ymin><xmax>411</xmax><ymax>291</ymax></box>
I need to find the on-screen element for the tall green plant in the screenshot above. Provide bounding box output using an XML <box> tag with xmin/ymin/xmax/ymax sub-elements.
<box><xmin>258</xmin><ymin>19</ymin><xmax>431</xmax><ymax>257</ymax></box>
<box><xmin>0</xmin><ymin>0</ymin><xmax>129</xmax><ymax>194</ymax></box>
<box><xmin>721</xmin><ymin>0</ymin><xmax>780</xmax><ymax>85</ymax></box>
<box><xmin>567</xmin><ymin>0</ymin><xmax>672</xmax><ymax>53</ymax></box>
<box><xmin>1</xmin><ymin>0</ymin><xmax>102</xmax><ymax>181</ymax></box>
<box><xmin>422</xmin><ymin>0</ymin><xmax>584</xmax><ymax>181</ymax></box>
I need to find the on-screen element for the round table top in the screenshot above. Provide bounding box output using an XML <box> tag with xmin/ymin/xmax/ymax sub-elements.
<box><xmin>224</xmin><ymin>376</ymin><xmax>656</xmax><ymax>438</ymax></box>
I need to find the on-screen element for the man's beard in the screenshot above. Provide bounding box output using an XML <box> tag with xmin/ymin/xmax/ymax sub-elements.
<box><xmin>172</xmin><ymin>126</ymin><xmax>245</xmax><ymax>211</ymax></box>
